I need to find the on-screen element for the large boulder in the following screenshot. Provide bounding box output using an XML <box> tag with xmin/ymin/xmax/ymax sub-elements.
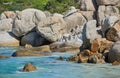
<box><xmin>91</xmin><ymin>38</ymin><xmax>113</xmax><ymax>53</ymax></box>
<box><xmin>57</xmin><ymin>25</ymin><xmax>83</xmax><ymax>49</ymax></box>
<box><xmin>12</xmin><ymin>45</ymin><xmax>51</xmax><ymax>57</ymax></box>
<box><xmin>0</xmin><ymin>19</ymin><xmax>13</xmax><ymax>32</ymax></box>
<box><xmin>0</xmin><ymin>32</ymin><xmax>19</xmax><ymax>46</ymax></box>
<box><xmin>80</xmin><ymin>11</ymin><xmax>97</xmax><ymax>21</ymax></box>
<box><xmin>82</xmin><ymin>20</ymin><xmax>101</xmax><ymax>49</ymax></box>
<box><xmin>97</xmin><ymin>5</ymin><xmax>119</xmax><ymax>25</ymax></box>
<box><xmin>108</xmin><ymin>41</ymin><xmax>120</xmax><ymax>63</ymax></box>
<box><xmin>22</xmin><ymin>63</ymin><xmax>37</xmax><ymax>72</ymax></box>
<box><xmin>36</xmin><ymin>16</ymin><xmax>67</xmax><ymax>42</ymax></box>
<box><xmin>12</xmin><ymin>8</ymin><xmax>46</xmax><ymax>37</ymax></box>
<box><xmin>21</xmin><ymin>32</ymin><xmax>49</xmax><ymax>46</ymax></box>
<box><xmin>80</xmin><ymin>0</ymin><xmax>97</xmax><ymax>11</ymax></box>
<box><xmin>64</xmin><ymin>12</ymin><xmax>86</xmax><ymax>32</ymax></box>
<box><xmin>0</xmin><ymin>11</ymin><xmax>16</xmax><ymax>20</ymax></box>
<box><xmin>106</xmin><ymin>20</ymin><xmax>120</xmax><ymax>41</ymax></box>
<box><xmin>96</xmin><ymin>0</ymin><xmax>120</xmax><ymax>6</ymax></box>
<box><xmin>58</xmin><ymin>27</ymin><xmax>83</xmax><ymax>46</ymax></box>
<box><xmin>101</xmin><ymin>16</ymin><xmax>119</xmax><ymax>37</ymax></box>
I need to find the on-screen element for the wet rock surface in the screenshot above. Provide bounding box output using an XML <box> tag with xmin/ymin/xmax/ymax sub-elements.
<box><xmin>22</xmin><ymin>62</ymin><xmax>37</xmax><ymax>72</ymax></box>
<box><xmin>12</xmin><ymin>45</ymin><xmax>51</xmax><ymax>57</ymax></box>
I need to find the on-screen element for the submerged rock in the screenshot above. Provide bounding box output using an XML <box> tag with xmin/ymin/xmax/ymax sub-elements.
<box><xmin>50</xmin><ymin>42</ymin><xmax>80</xmax><ymax>53</ymax></box>
<box><xmin>112</xmin><ymin>61</ymin><xmax>120</xmax><ymax>66</ymax></box>
<box><xmin>67</xmin><ymin>55</ymin><xmax>76</xmax><ymax>62</ymax></box>
<box><xmin>22</xmin><ymin>63</ymin><xmax>37</xmax><ymax>72</ymax></box>
<box><xmin>0</xmin><ymin>54</ymin><xmax>10</xmax><ymax>58</ymax></box>
<box><xmin>57</xmin><ymin>56</ymin><xmax>64</xmax><ymax>61</ymax></box>
<box><xmin>12</xmin><ymin>45</ymin><xmax>51</xmax><ymax>57</ymax></box>
<box><xmin>88</xmin><ymin>54</ymin><xmax>105</xmax><ymax>64</ymax></box>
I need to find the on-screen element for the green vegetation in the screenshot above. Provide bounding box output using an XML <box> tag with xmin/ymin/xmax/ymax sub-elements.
<box><xmin>118</xmin><ymin>7</ymin><xmax>120</xmax><ymax>12</ymax></box>
<box><xmin>0</xmin><ymin>0</ymin><xmax>80</xmax><ymax>13</ymax></box>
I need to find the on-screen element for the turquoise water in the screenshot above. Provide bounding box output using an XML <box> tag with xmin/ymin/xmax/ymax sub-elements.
<box><xmin>0</xmin><ymin>47</ymin><xmax>120</xmax><ymax>78</ymax></box>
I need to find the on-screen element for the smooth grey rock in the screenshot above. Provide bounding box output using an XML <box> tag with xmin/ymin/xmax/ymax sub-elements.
<box><xmin>80</xmin><ymin>0</ymin><xmax>97</xmax><ymax>11</ymax></box>
<box><xmin>80</xmin><ymin>11</ymin><xmax>96</xmax><ymax>21</ymax></box>
<box><xmin>97</xmin><ymin>5</ymin><xmax>120</xmax><ymax>25</ymax></box>
<box><xmin>64</xmin><ymin>12</ymin><xmax>86</xmax><ymax>32</ymax></box>
<box><xmin>0</xmin><ymin>31</ymin><xmax>19</xmax><ymax>46</ymax></box>
<box><xmin>85</xmin><ymin>20</ymin><xmax>101</xmax><ymax>41</ymax></box>
<box><xmin>36</xmin><ymin>16</ymin><xmax>67</xmax><ymax>42</ymax></box>
<box><xmin>0</xmin><ymin>19</ymin><xmax>13</xmax><ymax>32</ymax></box>
<box><xmin>12</xmin><ymin>8</ymin><xmax>46</xmax><ymax>37</ymax></box>
<box><xmin>82</xmin><ymin>20</ymin><xmax>101</xmax><ymax>49</ymax></box>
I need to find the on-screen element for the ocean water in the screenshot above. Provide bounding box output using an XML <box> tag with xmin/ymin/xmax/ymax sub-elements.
<box><xmin>0</xmin><ymin>47</ymin><xmax>120</xmax><ymax>78</ymax></box>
